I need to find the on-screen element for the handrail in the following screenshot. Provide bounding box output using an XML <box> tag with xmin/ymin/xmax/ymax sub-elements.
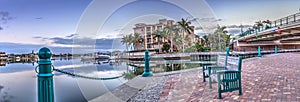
<box><xmin>238</xmin><ymin>12</ymin><xmax>300</xmax><ymax>38</ymax></box>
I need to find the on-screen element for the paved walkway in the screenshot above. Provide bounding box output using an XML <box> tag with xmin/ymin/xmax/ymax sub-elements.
<box><xmin>159</xmin><ymin>53</ymin><xmax>300</xmax><ymax>101</ymax></box>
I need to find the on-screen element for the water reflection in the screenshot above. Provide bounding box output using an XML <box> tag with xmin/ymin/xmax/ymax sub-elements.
<box><xmin>0</xmin><ymin>58</ymin><xmax>128</xmax><ymax>102</ymax></box>
<box><xmin>0</xmin><ymin>57</ymin><xmax>202</xmax><ymax>102</ymax></box>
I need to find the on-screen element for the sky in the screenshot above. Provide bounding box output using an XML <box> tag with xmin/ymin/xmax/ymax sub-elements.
<box><xmin>0</xmin><ymin>0</ymin><xmax>299</xmax><ymax>47</ymax></box>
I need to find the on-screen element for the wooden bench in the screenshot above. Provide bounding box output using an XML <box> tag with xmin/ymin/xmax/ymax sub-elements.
<box><xmin>208</xmin><ymin>56</ymin><xmax>243</xmax><ymax>99</ymax></box>
<box><xmin>202</xmin><ymin>54</ymin><xmax>226</xmax><ymax>82</ymax></box>
<box><xmin>202</xmin><ymin>48</ymin><xmax>229</xmax><ymax>82</ymax></box>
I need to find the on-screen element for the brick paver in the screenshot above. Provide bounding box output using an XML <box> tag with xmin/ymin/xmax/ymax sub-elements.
<box><xmin>159</xmin><ymin>53</ymin><xmax>300</xmax><ymax>101</ymax></box>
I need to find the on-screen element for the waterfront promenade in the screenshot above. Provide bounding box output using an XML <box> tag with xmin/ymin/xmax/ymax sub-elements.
<box><xmin>159</xmin><ymin>53</ymin><xmax>300</xmax><ymax>101</ymax></box>
<box><xmin>91</xmin><ymin>53</ymin><xmax>300</xmax><ymax>102</ymax></box>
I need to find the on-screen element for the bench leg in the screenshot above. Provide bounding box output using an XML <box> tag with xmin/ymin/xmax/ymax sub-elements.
<box><xmin>217</xmin><ymin>84</ymin><xmax>222</xmax><ymax>99</ymax></box>
<box><xmin>202</xmin><ymin>66</ymin><xmax>206</xmax><ymax>82</ymax></box>
<box><xmin>209</xmin><ymin>77</ymin><xmax>212</xmax><ymax>89</ymax></box>
<box><xmin>239</xmin><ymin>83</ymin><xmax>242</xmax><ymax>95</ymax></box>
<box><xmin>238</xmin><ymin>75</ymin><xmax>242</xmax><ymax>95</ymax></box>
<box><xmin>217</xmin><ymin>74</ymin><xmax>222</xmax><ymax>99</ymax></box>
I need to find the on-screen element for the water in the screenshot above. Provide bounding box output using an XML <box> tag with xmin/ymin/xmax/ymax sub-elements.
<box><xmin>0</xmin><ymin>58</ymin><xmax>129</xmax><ymax>102</ymax></box>
<box><xmin>0</xmin><ymin>58</ymin><xmax>202</xmax><ymax>102</ymax></box>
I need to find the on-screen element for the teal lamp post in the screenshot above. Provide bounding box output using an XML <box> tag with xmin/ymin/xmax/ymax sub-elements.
<box><xmin>142</xmin><ymin>50</ymin><xmax>153</xmax><ymax>77</ymax></box>
<box><xmin>274</xmin><ymin>46</ymin><xmax>278</xmax><ymax>54</ymax></box>
<box><xmin>258</xmin><ymin>46</ymin><xmax>262</xmax><ymax>57</ymax></box>
<box><xmin>37</xmin><ymin>47</ymin><xmax>54</xmax><ymax>102</ymax></box>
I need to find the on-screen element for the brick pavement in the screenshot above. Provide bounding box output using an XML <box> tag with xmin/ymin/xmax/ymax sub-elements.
<box><xmin>159</xmin><ymin>53</ymin><xmax>300</xmax><ymax>101</ymax></box>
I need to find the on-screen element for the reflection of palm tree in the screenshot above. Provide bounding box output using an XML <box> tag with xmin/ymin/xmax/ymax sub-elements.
<box><xmin>178</xmin><ymin>18</ymin><xmax>193</xmax><ymax>52</ymax></box>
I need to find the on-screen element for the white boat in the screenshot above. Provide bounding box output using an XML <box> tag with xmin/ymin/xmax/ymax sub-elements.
<box><xmin>15</xmin><ymin>56</ymin><xmax>21</xmax><ymax>62</ymax></box>
<box><xmin>97</xmin><ymin>55</ymin><xmax>110</xmax><ymax>59</ymax></box>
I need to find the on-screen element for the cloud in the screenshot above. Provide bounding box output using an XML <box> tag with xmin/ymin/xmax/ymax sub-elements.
<box><xmin>32</xmin><ymin>36</ymin><xmax>42</xmax><ymax>39</ymax></box>
<box><xmin>227</xmin><ymin>29</ymin><xmax>242</xmax><ymax>35</ymax></box>
<box><xmin>225</xmin><ymin>24</ymin><xmax>252</xmax><ymax>29</ymax></box>
<box><xmin>49</xmin><ymin>37</ymin><xmax>74</xmax><ymax>45</ymax></box>
<box><xmin>65</xmin><ymin>34</ymin><xmax>78</xmax><ymax>38</ymax></box>
<box><xmin>35</xmin><ymin>17</ymin><xmax>43</xmax><ymax>20</ymax></box>
<box><xmin>197</xmin><ymin>17</ymin><xmax>223</xmax><ymax>22</ymax></box>
<box><xmin>32</xmin><ymin>34</ymin><xmax>124</xmax><ymax>49</ymax></box>
<box><xmin>194</xmin><ymin>26</ymin><xmax>203</xmax><ymax>30</ymax></box>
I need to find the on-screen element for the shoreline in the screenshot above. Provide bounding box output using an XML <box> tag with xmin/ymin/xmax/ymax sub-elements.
<box><xmin>90</xmin><ymin>67</ymin><xmax>202</xmax><ymax>102</ymax></box>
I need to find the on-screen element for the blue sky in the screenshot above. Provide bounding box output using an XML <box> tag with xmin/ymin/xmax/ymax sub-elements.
<box><xmin>0</xmin><ymin>0</ymin><xmax>299</xmax><ymax>46</ymax></box>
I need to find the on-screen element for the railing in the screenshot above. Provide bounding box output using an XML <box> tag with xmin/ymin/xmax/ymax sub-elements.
<box><xmin>35</xmin><ymin>47</ymin><xmax>128</xmax><ymax>102</ymax></box>
<box><xmin>239</xmin><ymin>12</ymin><xmax>300</xmax><ymax>38</ymax></box>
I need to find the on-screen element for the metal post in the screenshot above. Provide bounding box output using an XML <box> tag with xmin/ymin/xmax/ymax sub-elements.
<box><xmin>294</xmin><ymin>14</ymin><xmax>296</xmax><ymax>22</ymax></box>
<box><xmin>225</xmin><ymin>47</ymin><xmax>229</xmax><ymax>67</ymax></box>
<box><xmin>258</xmin><ymin>46</ymin><xmax>262</xmax><ymax>57</ymax></box>
<box><xmin>274</xmin><ymin>46</ymin><xmax>278</xmax><ymax>54</ymax></box>
<box><xmin>37</xmin><ymin>47</ymin><xmax>54</xmax><ymax>102</ymax></box>
<box><xmin>142</xmin><ymin>50</ymin><xmax>153</xmax><ymax>77</ymax></box>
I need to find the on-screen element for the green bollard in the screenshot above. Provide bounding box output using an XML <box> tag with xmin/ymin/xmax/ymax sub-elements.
<box><xmin>225</xmin><ymin>47</ymin><xmax>229</xmax><ymax>66</ymax></box>
<box><xmin>258</xmin><ymin>46</ymin><xmax>262</xmax><ymax>57</ymax></box>
<box><xmin>142</xmin><ymin>50</ymin><xmax>153</xmax><ymax>77</ymax></box>
<box><xmin>37</xmin><ymin>47</ymin><xmax>54</xmax><ymax>102</ymax></box>
<box><xmin>274</xmin><ymin>46</ymin><xmax>278</xmax><ymax>54</ymax></box>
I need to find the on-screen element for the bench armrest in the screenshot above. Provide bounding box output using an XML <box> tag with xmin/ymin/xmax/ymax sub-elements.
<box><xmin>208</xmin><ymin>66</ymin><xmax>227</xmax><ymax>75</ymax></box>
<box><xmin>217</xmin><ymin>70</ymin><xmax>241</xmax><ymax>74</ymax></box>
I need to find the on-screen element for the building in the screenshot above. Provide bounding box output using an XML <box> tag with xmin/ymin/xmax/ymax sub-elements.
<box><xmin>0</xmin><ymin>52</ymin><xmax>7</xmax><ymax>61</ymax></box>
<box><xmin>232</xmin><ymin>12</ymin><xmax>300</xmax><ymax>52</ymax></box>
<box><xmin>133</xmin><ymin>19</ymin><xmax>200</xmax><ymax>51</ymax></box>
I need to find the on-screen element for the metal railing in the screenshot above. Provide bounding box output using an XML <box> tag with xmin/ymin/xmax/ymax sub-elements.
<box><xmin>239</xmin><ymin>12</ymin><xmax>300</xmax><ymax>38</ymax></box>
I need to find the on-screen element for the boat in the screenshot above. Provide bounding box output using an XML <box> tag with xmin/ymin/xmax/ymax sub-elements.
<box><xmin>95</xmin><ymin>55</ymin><xmax>110</xmax><ymax>60</ymax></box>
<box><xmin>15</xmin><ymin>56</ymin><xmax>21</xmax><ymax>62</ymax></box>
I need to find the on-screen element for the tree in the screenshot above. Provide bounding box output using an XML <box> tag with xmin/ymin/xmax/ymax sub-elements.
<box><xmin>239</xmin><ymin>24</ymin><xmax>244</xmax><ymax>34</ymax></box>
<box><xmin>195</xmin><ymin>42</ymin><xmax>202</xmax><ymax>52</ymax></box>
<box><xmin>206</xmin><ymin>26</ymin><xmax>229</xmax><ymax>51</ymax></box>
<box><xmin>121</xmin><ymin>34</ymin><xmax>133</xmax><ymax>51</ymax></box>
<box><xmin>132</xmin><ymin>33</ymin><xmax>143</xmax><ymax>50</ymax></box>
<box><xmin>164</xmin><ymin>24</ymin><xmax>178</xmax><ymax>52</ymax></box>
<box><xmin>255</xmin><ymin>20</ymin><xmax>263</xmax><ymax>32</ymax></box>
<box><xmin>262</xmin><ymin>20</ymin><xmax>272</xmax><ymax>29</ymax></box>
<box><xmin>178</xmin><ymin>18</ymin><xmax>193</xmax><ymax>52</ymax></box>
<box><xmin>162</xmin><ymin>42</ymin><xmax>170</xmax><ymax>53</ymax></box>
<box><xmin>153</xmin><ymin>30</ymin><xmax>167</xmax><ymax>53</ymax></box>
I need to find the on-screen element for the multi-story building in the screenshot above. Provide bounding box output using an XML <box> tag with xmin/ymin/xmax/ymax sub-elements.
<box><xmin>0</xmin><ymin>52</ymin><xmax>7</xmax><ymax>61</ymax></box>
<box><xmin>133</xmin><ymin>19</ymin><xmax>199</xmax><ymax>51</ymax></box>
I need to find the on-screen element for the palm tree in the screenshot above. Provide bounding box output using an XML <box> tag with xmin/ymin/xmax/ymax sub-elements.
<box><xmin>207</xmin><ymin>26</ymin><xmax>228</xmax><ymax>51</ymax></box>
<box><xmin>132</xmin><ymin>33</ymin><xmax>143</xmax><ymax>50</ymax></box>
<box><xmin>153</xmin><ymin>30</ymin><xmax>167</xmax><ymax>53</ymax></box>
<box><xmin>178</xmin><ymin>18</ymin><xmax>193</xmax><ymax>53</ymax></box>
<box><xmin>262</xmin><ymin>20</ymin><xmax>272</xmax><ymax>29</ymax></box>
<box><xmin>201</xmin><ymin>35</ymin><xmax>209</xmax><ymax>47</ymax></box>
<box><xmin>164</xmin><ymin>24</ymin><xmax>178</xmax><ymax>52</ymax></box>
<box><xmin>121</xmin><ymin>34</ymin><xmax>132</xmax><ymax>51</ymax></box>
<box><xmin>121</xmin><ymin>34</ymin><xmax>134</xmax><ymax>56</ymax></box>
<box><xmin>239</xmin><ymin>24</ymin><xmax>244</xmax><ymax>34</ymax></box>
<box><xmin>255</xmin><ymin>20</ymin><xmax>263</xmax><ymax>32</ymax></box>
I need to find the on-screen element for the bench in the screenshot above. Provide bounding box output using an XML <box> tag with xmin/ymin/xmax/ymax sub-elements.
<box><xmin>202</xmin><ymin>48</ymin><xmax>229</xmax><ymax>82</ymax></box>
<box><xmin>208</xmin><ymin>56</ymin><xmax>243</xmax><ymax>99</ymax></box>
